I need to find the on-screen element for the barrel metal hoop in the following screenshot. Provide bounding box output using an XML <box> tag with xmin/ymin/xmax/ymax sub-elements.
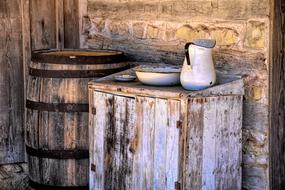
<box><xmin>29</xmin><ymin>65</ymin><xmax>130</xmax><ymax>78</ymax></box>
<box><xmin>26</xmin><ymin>146</ymin><xmax>89</xmax><ymax>159</ymax></box>
<box><xmin>31</xmin><ymin>50</ymin><xmax>126</xmax><ymax>65</ymax></box>
<box><xmin>29</xmin><ymin>179</ymin><xmax>89</xmax><ymax>190</ymax></box>
<box><xmin>26</xmin><ymin>100</ymin><xmax>89</xmax><ymax>113</ymax></box>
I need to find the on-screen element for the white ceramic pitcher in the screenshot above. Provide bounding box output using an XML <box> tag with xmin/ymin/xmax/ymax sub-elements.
<box><xmin>180</xmin><ymin>39</ymin><xmax>216</xmax><ymax>91</ymax></box>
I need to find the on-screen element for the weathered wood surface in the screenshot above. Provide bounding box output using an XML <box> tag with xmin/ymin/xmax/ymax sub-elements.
<box><xmin>90</xmin><ymin>91</ymin><xmax>181</xmax><ymax>190</ymax></box>
<box><xmin>183</xmin><ymin>96</ymin><xmax>243</xmax><ymax>189</ymax></box>
<box><xmin>30</xmin><ymin>0</ymin><xmax>57</xmax><ymax>50</ymax></box>
<box><xmin>89</xmin><ymin>74</ymin><xmax>243</xmax><ymax>190</ymax></box>
<box><xmin>89</xmin><ymin>68</ymin><xmax>244</xmax><ymax>100</ymax></box>
<box><xmin>0</xmin><ymin>0</ymin><xmax>25</xmax><ymax>164</ymax></box>
<box><xmin>64</xmin><ymin>0</ymin><xmax>80</xmax><ymax>48</ymax></box>
<box><xmin>26</xmin><ymin>50</ymin><xmax>128</xmax><ymax>187</ymax></box>
<box><xmin>270</xmin><ymin>0</ymin><xmax>285</xmax><ymax>189</ymax></box>
<box><xmin>30</xmin><ymin>0</ymin><xmax>87</xmax><ymax>50</ymax></box>
<box><xmin>26</xmin><ymin>75</ymin><xmax>90</xmax><ymax>186</ymax></box>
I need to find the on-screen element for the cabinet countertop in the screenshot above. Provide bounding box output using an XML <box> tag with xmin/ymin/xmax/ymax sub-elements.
<box><xmin>88</xmin><ymin>67</ymin><xmax>244</xmax><ymax>99</ymax></box>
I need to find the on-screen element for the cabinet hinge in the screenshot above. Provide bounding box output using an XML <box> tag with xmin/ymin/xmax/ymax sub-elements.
<box><xmin>91</xmin><ymin>163</ymin><xmax>96</xmax><ymax>172</ymax></box>
<box><xmin>176</xmin><ymin>120</ymin><xmax>182</xmax><ymax>129</ymax></box>
<box><xmin>91</xmin><ymin>107</ymin><xmax>96</xmax><ymax>115</ymax></box>
<box><xmin>175</xmin><ymin>181</ymin><xmax>181</xmax><ymax>190</ymax></box>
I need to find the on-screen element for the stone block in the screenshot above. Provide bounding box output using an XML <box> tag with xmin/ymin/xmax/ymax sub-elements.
<box><xmin>165</xmin><ymin>28</ymin><xmax>176</xmax><ymax>41</ymax></box>
<box><xmin>253</xmin><ymin>86</ymin><xmax>263</xmax><ymax>101</ymax></box>
<box><xmin>245</xmin><ymin>21</ymin><xmax>266</xmax><ymax>49</ymax></box>
<box><xmin>146</xmin><ymin>25</ymin><xmax>159</xmax><ymax>39</ymax></box>
<box><xmin>176</xmin><ymin>25</ymin><xmax>207</xmax><ymax>41</ymax></box>
<box><xmin>109</xmin><ymin>20</ymin><xmax>129</xmax><ymax>36</ymax></box>
<box><xmin>132</xmin><ymin>22</ymin><xmax>145</xmax><ymax>39</ymax></box>
<box><xmin>93</xmin><ymin>19</ymin><xmax>105</xmax><ymax>33</ymax></box>
<box><xmin>211</xmin><ymin>28</ymin><xmax>238</xmax><ymax>46</ymax></box>
<box><xmin>246</xmin><ymin>86</ymin><xmax>264</xmax><ymax>101</ymax></box>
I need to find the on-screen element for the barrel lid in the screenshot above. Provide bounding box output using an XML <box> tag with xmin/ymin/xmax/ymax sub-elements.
<box><xmin>31</xmin><ymin>49</ymin><xmax>126</xmax><ymax>65</ymax></box>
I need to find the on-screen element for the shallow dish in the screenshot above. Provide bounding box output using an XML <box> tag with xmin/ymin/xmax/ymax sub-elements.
<box><xmin>134</xmin><ymin>65</ymin><xmax>181</xmax><ymax>86</ymax></box>
<box><xmin>114</xmin><ymin>75</ymin><xmax>136</xmax><ymax>82</ymax></box>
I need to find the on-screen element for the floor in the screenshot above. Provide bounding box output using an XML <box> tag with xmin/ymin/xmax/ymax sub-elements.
<box><xmin>0</xmin><ymin>163</ymin><xmax>31</xmax><ymax>190</ymax></box>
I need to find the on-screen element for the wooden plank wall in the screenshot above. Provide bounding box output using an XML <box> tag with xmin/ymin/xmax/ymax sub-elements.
<box><xmin>0</xmin><ymin>0</ymin><xmax>87</xmax><ymax>165</ymax></box>
<box><xmin>270</xmin><ymin>0</ymin><xmax>285</xmax><ymax>189</ymax></box>
<box><xmin>0</xmin><ymin>0</ymin><xmax>25</xmax><ymax>164</ymax></box>
<box><xmin>30</xmin><ymin>0</ymin><xmax>87</xmax><ymax>50</ymax></box>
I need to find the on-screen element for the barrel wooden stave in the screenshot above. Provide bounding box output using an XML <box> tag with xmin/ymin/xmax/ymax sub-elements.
<box><xmin>28</xmin><ymin>156</ymin><xmax>88</xmax><ymax>186</ymax></box>
<box><xmin>26</xmin><ymin>49</ymin><xmax>128</xmax><ymax>188</ymax></box>
<box><xmin>26</xmin><ymin>77</ymin><xmax>90</xmax><ymax>187</ymax></box>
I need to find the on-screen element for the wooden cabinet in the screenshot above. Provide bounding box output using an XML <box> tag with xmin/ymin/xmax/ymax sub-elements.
<box><xmin>88</xmin><ymin>69</ymin><xmax>244</xmax><ymax>190</ymax></box>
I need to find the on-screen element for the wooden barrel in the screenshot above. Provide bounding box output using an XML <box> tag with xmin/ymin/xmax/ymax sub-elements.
<box><xmin>26</xmin><ymin>49</ymin><xmax>128</xmax><ymax>189</ymax></box>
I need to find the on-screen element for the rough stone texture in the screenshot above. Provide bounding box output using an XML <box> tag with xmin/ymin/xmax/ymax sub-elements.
<box><xmin>146</xmin><ymin>25</ymin><xmax>159</xmax><ymax>39</ymax></box>
<box><xmin>176</xmin><ymin>25</ymin><xmax>208</xmax><ymax>41</ymax></box>
<box><xmin>0</xmin><ymin>163</ymin><xmax>31</xmax><ymax>190</ymax></box>
<box><xmin>109</xmin><ymin>20</ymin><xmax>129</xmax><ymax>37</ymax></box>
<box><xmin>245</xmin><ymin>21</ymin><xmax>266</xmax><ymax>49</ymax></box>
<box><xmin>85</xmin><ymin>0</ymin><xmax>270</xmax><ymax>189</ymax></box>
<box><xmin>132</xmin><ymin>22</ymin><xmax>145</xmax><ymax>39</ymax></box>
<box><xmin>211</xmin><ymin>28</ymin><xmax>239</xmax><ymax>46</ymax></box>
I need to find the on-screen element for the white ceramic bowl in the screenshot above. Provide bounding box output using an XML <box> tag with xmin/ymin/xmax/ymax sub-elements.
<box><xmin>134</xmin><ymin>65</ymin><xmax>181</xmax><ymax>86</ymax></box>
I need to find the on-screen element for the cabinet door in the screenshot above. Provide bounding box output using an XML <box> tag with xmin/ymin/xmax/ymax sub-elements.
<box><xmin>89</xmin><ymin>92</ymin><xmax>181</xmax><ymax>190</ymax></box>
<box><xmin>133</xmin><ymin>96</ymin><xmax>181</xmax><ymax>190</ymax></box>
<box><xmin>183</xmin><ymin>96</ymin><xmax>242</xmax><ymax>190</ymax></box>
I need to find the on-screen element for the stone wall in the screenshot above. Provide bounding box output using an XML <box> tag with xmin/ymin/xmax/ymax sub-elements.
<box><xmin>84</xmin><ymin>0</ymin><xmax>270</xmax><ymax>189</ymax></box>
<box><xmin>0</xmin><ymin>163</ymin><xmax>30</xmax><ymax>190</ymax></box>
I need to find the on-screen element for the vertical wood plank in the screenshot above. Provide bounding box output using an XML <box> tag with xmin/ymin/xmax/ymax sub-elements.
<box><xmin>184</xmin><ymin>96</ymin><xmax>242</xmax><ymax>190</ymax></box>
<box><xmin>22</xmin><ymin>0</ymin><xmax>31</xmax><ymax>163</ymax></box>
<box><xmin>78</xmin><ymin>0</ymin><xmax>88</xmax><ymax>48</ymax></box>
<box><xmin>0</xmin><ymin>0</ymin><xmax>25</xmax><ymax>164</ymax></box>
<box><xmin>202</xmin><ymin>96</ymin><xmax>242</xmax><ymax>189</ymax></box>
<box><xmin>227</xmin><ymin>96</ymin><xmax>243</xmax><ymax>188</ymax></box>
<box><xmin>153</xmin><ymin>98</ymin><xmax>181</xmax><ymax>190</ymax></box>
<box><xmin>56</xmin><ymin>0</ymin><xmax>64</xmax><ymax>49</ymax></box>
<box><xmin>111</xmin><ymin>96</ymin><xmax>136</xmax><ymax>190</ymax></box>
<box><xmin>270</xmin><ymin>0</ymin><xmax>285</xmax><ymax>189</ymax></box>
<box><xmin>153</xmin><ymin>99</ymin><xmax>168</xmax><ymax>190</ymax></box>
<box><xmin>124</xmin><ymin>98</ymin><xmax>136</xmax><ymax>190</ymax></box>
<box><xmin>202</xmin><ymin>98</ymin><xmax>216</xmax><ymax>189</ymax></box>
<box><xmin>132</xmin><ymin>97</ymin><xmax>155</xmax><ymax>190</ymax></box>
<box><xmin>88</xmin><ymin>89</ymin><xmax>95</xmax><ymax>189</ymax></box>
<box><xmin>29</xmin><ymin>0</ymin><xmax>87</xmax><ymax>49</ymax></box>
<box><xmin>166</xmin><ymin>100</ymin><xmax>181</xmax><ymax>190</ymax></box>
<box><xmin>30</xmin><ymin>0</ymin><xmax>57</xmax><ymax>50</ymax></box>
<box><xmin>90</xmin><ymin>91</ymin><xmax>113</xmax><ymax>190</ymax></box>
<box><xmin>63</xmin><ymin>0</ymin><xmax>80</xmax><ymax>48</ymax></box>
<box><xmin>90</xmin><ymin>92</ymin><xmax>136</xmax><ymax>190</ymax></box>
<box><xmin>184</xmin><ymin>98</ymin><xmax>204</xmax><ymax>189</ymax></box>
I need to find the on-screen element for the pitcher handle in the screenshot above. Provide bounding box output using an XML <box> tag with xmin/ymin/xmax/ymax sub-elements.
<box><xmin>185</xmin><ymin>42</ymin><xmax>193</xmax><ymax>66</ymax></box>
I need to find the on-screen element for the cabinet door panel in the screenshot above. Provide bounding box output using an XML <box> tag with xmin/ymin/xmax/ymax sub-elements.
<box><xmin>90</xmin><ymin>93</ymin><xmax>181</xmax><ymax>190</ymax></box>
<box><xmin>90</xmin><ymin>92</ymin><xmax>136</xmax><ymax>190</ymax></box>
<box><xmin>183</xmin><ymin>96</ymin><xmax>242</xmax><ymax>190</ymax></box>
<box><xmin>132</xmin><ymin>97</ymin><xmax>181</xmax><ymax>190</ymax></box>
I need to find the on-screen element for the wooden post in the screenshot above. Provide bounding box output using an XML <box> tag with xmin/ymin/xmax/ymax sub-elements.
<box><xmin>269</xmin><ymin>0</ymin><xmax>285</xmax><ymax>189</ymax></box>
<box><xmin>0</xmin><ymin>0</ymin><xmax>25</xmax><ymax>164</ymax></box>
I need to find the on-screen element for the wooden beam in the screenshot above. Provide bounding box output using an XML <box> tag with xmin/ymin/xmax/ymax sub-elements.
<box><xmin>269</xmin><ymin>0</ymin><xmax>285</xmax><ymax>189</ymax></box>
